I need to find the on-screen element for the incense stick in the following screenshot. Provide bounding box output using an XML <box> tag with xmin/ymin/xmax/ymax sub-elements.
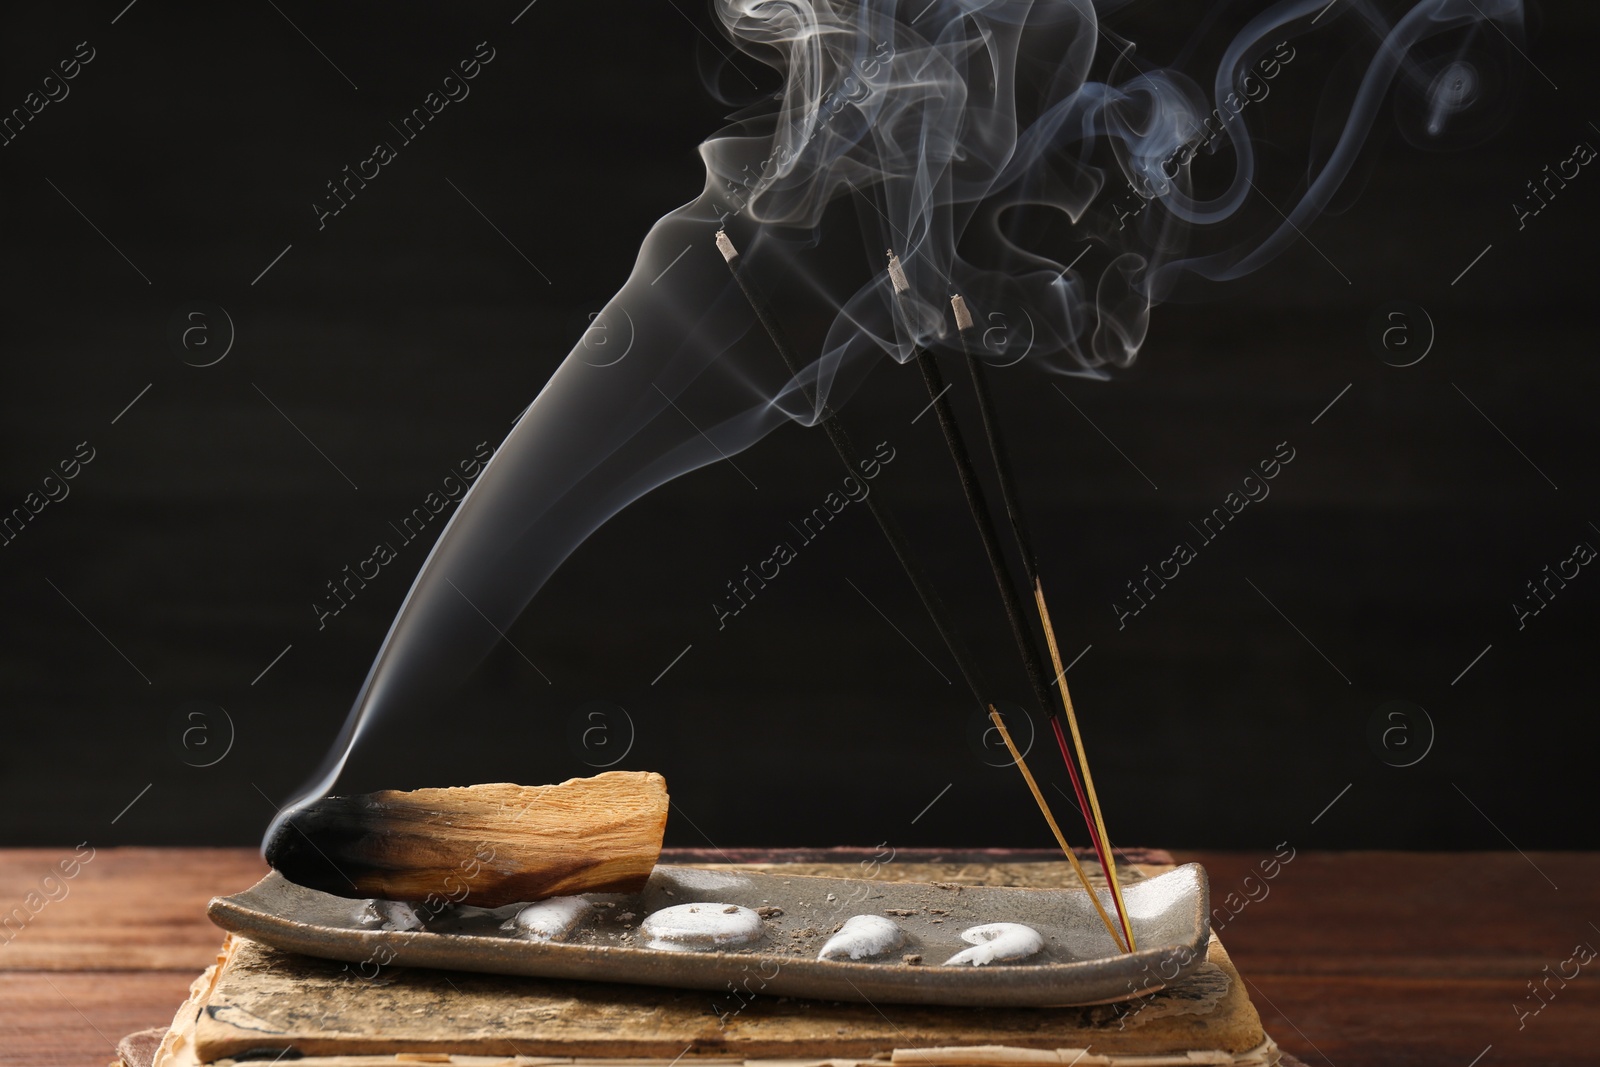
<box><xmin>951</xmin><ymin>293</ymin><xmax>1138</xmax><ymax>953</ymax></box>
<box><xmin>887</xmin><ymin>257</ymin><xmax>1122</xmax><ymax>903</ymax></box>
<box><xmin>715</xmin><ymin>231</ymin><xmax>988</xmax><ymax>705</ymax></box>
<box><xmin>721</xmin><ymin>232</ymin><xmax>1135</xmax><ymax>952</ymax></box>
<box><xmin>988</xmin><ymin>707</ymin><xmax>1128</xmax><ymax>952</ymax></box>
<box><xmin>951</xmin><ymin>295</ymin><xmax>1037</xmax><ymax>576</ymax></box>
<box><xmin>885</xmin><ymin>256</ymin><xmax>1059</xmax><ymax>726</ymax></box>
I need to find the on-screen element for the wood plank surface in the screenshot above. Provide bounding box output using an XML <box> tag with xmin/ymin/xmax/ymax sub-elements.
<box><xmin>0</xmin><ymin>849</ymin><xmax>1595</xmax><ymax>1067</ymax></box>
<box><xmin>1169</xmin><ymin>850</ymin><xmax>1600</xmax><ymax>1066</ymax></box>
<box><xmin>0</xmin><ymin>849</ymin><xmax>268</xmax><ymax>972</ymax></box>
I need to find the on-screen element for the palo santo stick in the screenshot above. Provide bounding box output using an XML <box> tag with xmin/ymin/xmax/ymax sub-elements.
<box><xmin>264</xmin><ymin>771</ymin><xmax>669</xmax><ymax>908</ymax></box>
<box><xmin>1033</xmin><ymin>579</ymin><xmax>1137</xmax><ymax>952</ymax></box>
<box><xmin>988</xmin><ymin>707</ymin><xmax>1127</xmax><ymax>953</ymax></box>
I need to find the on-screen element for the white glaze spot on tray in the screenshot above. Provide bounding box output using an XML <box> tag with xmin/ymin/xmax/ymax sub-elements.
<box><xmin>641</xmin><ymin>902</ymin><xmax>764</xmax><ymax>950</ymax></box>
<box><xmin>942</xmin><ymin>922</ymin><xmax>1045</xmax><ymax>966</ymax></box>
<box><xmin>508</xmin><ymin>896</ymin><xmax>589</xmax><ymax>941</ymax></box>
<box><xmin>818</xmin><ymin>914</ymin><xmax>905</xmax><ymax>960</ymax></box>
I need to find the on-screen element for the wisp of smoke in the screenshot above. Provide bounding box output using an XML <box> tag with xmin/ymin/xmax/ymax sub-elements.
<box><xmin>265</xmin><ymin>0</ymin><xmax>1524</xmax><ymax>847</ymax></box>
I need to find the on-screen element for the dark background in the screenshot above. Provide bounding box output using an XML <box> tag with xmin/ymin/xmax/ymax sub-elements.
<box><xmin>2</xmin><ymin>1</ymin><xmax>1594</xmax><ymax>854</ymax></box>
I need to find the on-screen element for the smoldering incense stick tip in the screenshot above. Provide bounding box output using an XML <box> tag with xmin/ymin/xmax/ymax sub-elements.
<box><xmin>951</xmin><ymin>293</ymin><xmax>974</xmax><ymax>332</ymax></box>
<box><xmin>715</xmin><ymin>230</ymin><xmax>739</xmax><ymax>263</ymax></box>
<box><xmin>886</xmin><ymin>250</ymin><xmax>910</xmax><ymax>294</ymax></box>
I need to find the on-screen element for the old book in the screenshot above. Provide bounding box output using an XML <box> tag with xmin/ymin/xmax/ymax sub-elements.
<box><xmin>122</xmin><ymin>858</ymin><xmax>1302</xmax><ymax>1067</ymax></box>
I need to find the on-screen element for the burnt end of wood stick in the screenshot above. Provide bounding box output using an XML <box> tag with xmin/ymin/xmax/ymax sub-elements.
<box><xmin>264</xmin><ymin>771</ymin><xmax>670</xmax><ymax>908</ymax></box>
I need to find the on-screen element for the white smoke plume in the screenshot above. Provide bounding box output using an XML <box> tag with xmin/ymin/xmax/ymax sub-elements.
<box><xmin>266</xmin><ymin>0</ymin><xmax>1525</xmax><ymax>846</ymax></box>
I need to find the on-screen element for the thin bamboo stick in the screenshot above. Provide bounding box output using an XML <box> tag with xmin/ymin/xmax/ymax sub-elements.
<box><xmin>988</xmin><ymin>707</ymin><xmax>1127</xmax><ymax>953</ymax></box>
<box><xmin>1033</xmin><ymin>577</ymin><xmax>1136</xmax><ymax>952</ymax></box>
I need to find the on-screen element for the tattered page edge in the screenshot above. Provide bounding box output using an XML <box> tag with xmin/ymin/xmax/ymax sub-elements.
<box><xmin>123</xmin><ymin>1035</ymin><xmax>1283</xmax><ymax>1067</ymax></box>
<box><xmin>147</xmin><ymin>934</ymin><xmax>239</xmax><ymax>1067</ymax></box>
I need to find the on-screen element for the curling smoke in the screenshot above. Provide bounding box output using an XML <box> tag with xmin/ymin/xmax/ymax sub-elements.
<box><xmin>266</xmin><ymin>0</ymin><xmax>1524</xmax><ymax>847</ymax></box>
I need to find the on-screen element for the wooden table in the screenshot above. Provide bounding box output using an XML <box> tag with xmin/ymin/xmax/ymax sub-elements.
<box><xmin>0</xmin><ymin>849</ymin><xmax>1593</xmax><ymax>1066</ymax></box>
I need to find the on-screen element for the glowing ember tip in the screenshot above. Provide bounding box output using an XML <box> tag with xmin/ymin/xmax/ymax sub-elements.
<box><xmin>714</xmin><ymin>229</ymin><xmax>738</xmax><ymax>263</ymax></box>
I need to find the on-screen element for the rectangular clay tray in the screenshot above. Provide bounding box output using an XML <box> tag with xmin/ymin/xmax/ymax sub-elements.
<box><xmin>208</xmin><ymin>862</ymin><xmax>1210</xmax><ymax>1008</ymax></box>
